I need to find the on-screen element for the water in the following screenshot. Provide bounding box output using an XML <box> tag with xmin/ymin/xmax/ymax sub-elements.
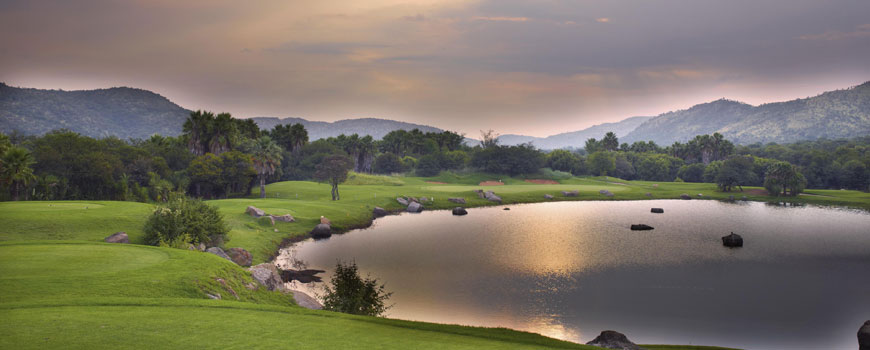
<box><xmin>275</xmin><ymin>200</ymin><xmax>870</xmax><ymax>349</ymax></box>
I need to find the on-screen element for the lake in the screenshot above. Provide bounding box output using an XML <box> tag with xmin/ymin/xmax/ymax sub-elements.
<box><xmin>275</xmin><ymin>200</ymin><xmax>870</xmax><ymax>350</ymax></box>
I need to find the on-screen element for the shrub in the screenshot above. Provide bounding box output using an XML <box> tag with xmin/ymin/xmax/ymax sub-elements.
<box><xmin>321</xmin><ymin>261</ymin><xmax>392</xmax><ymax>316</ymax></box>
<box><xmin>143</xmin><ymin>194</ymin><xmax>229</xmax><ymax>246</ymax></box>
<box><xmin>416</xmin><ymin>154</ymin><xmax>442</xmax><ymax>177</ymax></box>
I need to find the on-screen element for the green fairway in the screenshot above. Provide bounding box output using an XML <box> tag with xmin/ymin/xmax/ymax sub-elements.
<box><xmin>0</xmin><ymin>201</ymin><xmax>153</xmax><ymax>243</ymax></box>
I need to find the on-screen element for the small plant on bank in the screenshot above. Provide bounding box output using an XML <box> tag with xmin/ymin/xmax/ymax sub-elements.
<box><xmin>143</xmin><ymin>194</ymin><xmax>229</xmax><ymax>247</ymax></box>
<box><xmin>321</xmin><ymin>261</ymin><xmax>392</xmax><ymax>317</ymax></box>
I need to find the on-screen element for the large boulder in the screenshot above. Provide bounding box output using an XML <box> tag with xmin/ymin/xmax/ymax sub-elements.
<box><xmin>561</xmin><ymin>190</ymin><xmax>579</xmax><ymax>197</ymax></box>
<box><xmin>630</xmin><ymin>224</ymin><xmax>654</xmax><ymax>231</ymax></box>
<box><xmin>680</xmin><ymin>193</ymin><xmax>692</xmax><ymax>200</ymax></box>
<box><xmin>452</xmin><ymin>207</ymin><xmax>468</xmax><ymax>216</ymax></box>
<box><xmin>722</xmin><ymin>232</ymin><xmax>743</xmax><ymax>247</ymax></box>
<box><xmin>248</xmin><ymin>263</ymin><xmax>286</xmax><ymax>292</ymax></box>
<box><xmin>407</xmin><ymin>201</ymin><xmax>424</xmax><ymax>213</ymax></box>
<box><xmin>104</xmin><ymin>232</ymin><xmax>129</xmax><ymax>244</ymax></box>
<box><xmin>291</xmin><ymin>290</ymin><xmax>323</xmax><ymax>310</ymax></box>
<box><xmin>206</xmin><ymin>247</ymin><xmax>233</xmax><ymax>262</ymax></box>
<box><xmin>448</xmin><ymin>197</ymin><xmax>467</xmax><ymax>204</ymax></box>
<box><xmin>484</xmin><ymin>191</ymin><xmax>502</xmax><ymax>203</ymax></box>
<box><xmin>859</xmin><ymin>320</ymin><xmax>870</xmax><ymax>350</ymax></box>
<box><xmin>246</xmin><ymin>206</ymin><xmax>266</xmax><ymax>217</ymax></box>
<box><xmin>271</xmin><ymin>214</ymin><xmax>295</xmax><ymax>223</ymax></box>
<box><xmin>372</xmin><ymin>207</ymin><xmax>388</xmax><ymax>218</ymax></box>
<box><xmin>311</xmin><ymin>224</ymin><xmax>331</xmax><ymax>239</ymax></box>
<box><xmin>586</xmin><ymin>330</ymin><xmax>645</xmax><ymax>350</ymax></box>
<box><xmin>225</xmin><ymin>247</ymin><xmax>253</xmax><ymax>267</ymax></box>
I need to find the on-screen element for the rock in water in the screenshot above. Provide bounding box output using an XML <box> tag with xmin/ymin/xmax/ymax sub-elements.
<box><xmin>407</xmin><ymin>201</ymin><xmax>424</xmax><ymax>213</ymax></box>
<box><xmin>562</xmin><ymin>190</ymin><xmax>579</xmax><ymax>197</ymax></box>
<box><xmin>680</xmin><ymin>193</ymin><xmax>692</xmax><ymax>200</ymax></box>
<box><xmin>245</xmin><ymin>206</ymin><xmax>265</xmax><ymax>217</ymax></box>
<box><xmin>452</xmin><ymin>207</ymin><xmax>468</xmax><ymax>216</ymax></box>
<box><xmin>448</xmin><ymin>197</ymin><xmax>466</xmax><ymax>204</ymax></box>
<box><xmin>503</xmin><ymin>207</ymin><xmax>510</xmax><ymax>211</ymax></box>
<box><xmin>650</xmin><ymin>208</ymin><xmax>664</xmax><ymax>213</ymax></box>
<box><xmin>372</xmin><ymin>207</ymin><xmax>388</xmax><ymax>218</ymax></box>
<box><xmin>722</xmin><ymin>232</ymin><xmax>744</xmax><ymax>247</ymax></box>
<box><xmin>586</xmin><ymin>330</ymin><xmax>645</xmax><ymax>350</ymax></box>
<box><xmin>397</xmin><ymin>197</ymin><xmax>409</xmax><ymax>206</ymax></box>
<box><xmin>248</xmin><ymin>263</ymin><xmax>286</xmax><ymax>292</ymax></box>
<box><xmin>630</xmin><ymin>224</ymin><xmax>654</xmax><ymax>231</ymax></box>
<box><xmin>104</xmin><ymin>232</ymin><xmax>129</xmax><ymax>244</ymax></box>
<box><xmin>206</xmin><ymin>247</ymin><xmax>233</xmax><ymax>262</ymax></box>
<box><xmin>544</xmin><ymin>194</ymin><xmax>554</xmax><ymax>199</ymax></box>
<box><xmin>310</xmin><ymin>224</ymin><xmax>331</xmax><ymax>239</ymax></box>
<box><xmin>859</xmin><ymin>320</ymin><xmax>870</xmax><ymax>350</ymax></box>
<box><xmin>225</xmin><ymin>247</ymin><xmax>252</xmax><ymax>267</ymax></box>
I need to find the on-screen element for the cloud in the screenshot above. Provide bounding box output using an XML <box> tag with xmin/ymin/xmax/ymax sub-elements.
<box><xmin>402</xmin><ymin>14</ymin><xmax>426</xmax><ymax>21</ymax></box>
<box><xmin>471</xmin><ymin>16</ymin><xmax>529</xmax><ymax>22</ymax></box>
<box><xmin>265</xmin><ymin>42</ymin><xmax>390</xmax><ymax>55</ymax></box>
<box><xmin>595</xmin><ymin>17</ymin><xmax>610</xmax><ymax>23</ymax></box>
<box><xmin>799</xmin><ymin>24</ymin><xmax>870</xmax><ymax>41</ymax></box>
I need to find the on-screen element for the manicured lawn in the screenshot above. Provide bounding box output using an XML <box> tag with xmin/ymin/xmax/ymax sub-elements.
<box><xmin>0</xmin><ymin>201</ymin><xmax>153</xmax><ymax>243</ymax></box>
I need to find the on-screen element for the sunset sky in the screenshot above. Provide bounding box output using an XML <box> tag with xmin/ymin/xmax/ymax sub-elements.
<box><xmin>1</xmin><ymin>0</ymin><xmax>869</xmax><ymax>137</ymax></box>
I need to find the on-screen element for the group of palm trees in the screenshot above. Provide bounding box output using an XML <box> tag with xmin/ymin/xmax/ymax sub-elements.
<box><xmin>0</xmin><ymin>133</ymin><xmax>35</xmax><ymax>201</ymax></box>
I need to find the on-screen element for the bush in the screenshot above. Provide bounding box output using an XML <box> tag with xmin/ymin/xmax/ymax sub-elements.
<box><xmin>321</xmin><ymin>261</ymin><xmax>392</xmax><ymax>316</ymax></box>
<box><xmin>143</xmin><ymin>194</ymin><xmax>229</xmax><ymax>246</ymax></box>
<box><xmin>416</xmin><ymin>154</ymin><xmax>442</xmax><ymax>177</ymax></box>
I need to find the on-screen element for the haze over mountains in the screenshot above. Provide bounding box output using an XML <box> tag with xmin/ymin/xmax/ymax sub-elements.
<box><xmin>1</xmin><ymin>81</ymin><xmax>868</xmax><ymax>149</ymax></box>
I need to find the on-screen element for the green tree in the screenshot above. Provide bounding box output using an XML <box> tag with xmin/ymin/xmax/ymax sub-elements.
<box><xmin>584</xmin><ymin>138</ymin><xmax>602</xmax><ymax>153</ymax></box>
<box><xmin>588</xmin><ymin>151</ymin><xmax>615</xmax><ymax>176</ymax></box>
<box><xmin>601</xmin><ymin>132</ymin><xmax>619</xmax><ymax>152</ymax></box>
<box><xmin>415</xmin><ymin>154</ymin><xmax>442</xmax><ymax>177</ymax></box>
<box><xmin>187</xmin><ymin>153</ymin><xmax>222</xmax><ymax>198</ymax></box>
<box><xmin>547</xmin><ymin>149</ymin><xmax>584</xmax><ymax>174</ymax></box>
<box><xmin>1</xmin><ymin>147</ymin><xmax>36</xmax><ymax>201</ymax></box>
<box><xmin>677</xmin><ymin>163</ymin><xmax>707</xmax><ymax>183</ymax></box>
<box><xmin>321</xmin><ymin>261</ymin><xmax>392</xmax><ymax>317</ymax></box>
<box><xmin>183</xmin><ymin>110</ymin><xmax>214</xmax><ymax>156</ymax></box>
<box><xmin>842</xmin><ymin>160</ymin><xmax>869</xmax><ymax>191</ymax></box>
<box><xmin>764</xmin><ymin>161</ymin><xmax>807</xmax><ymax>196</ymax></box>
<box><xmin>715</xmin><ymin>156</ymin><xmax>757</xmax><ymax>192</ymax></box>
<box><xmin>314</xmin><ymin>155</ymin><xmax>354</xmax><ymax>200</ymax></box>
<box><xmin>373</xmin><ymin>153</ymin><xmax>403</xmax><ymax>174</ymax></box>
<box><xmin>246</xmin><ymin>136</ymin><xmax>283</xmax><ymax>198</ymax></box>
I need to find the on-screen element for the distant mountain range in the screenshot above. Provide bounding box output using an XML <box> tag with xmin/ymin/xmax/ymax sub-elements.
<box><xmin>1</xmin><ymin>81</ymin><xmax>868</xmax><ymax>147</ymax></box>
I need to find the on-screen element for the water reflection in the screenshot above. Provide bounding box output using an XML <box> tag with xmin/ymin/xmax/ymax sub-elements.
<box><xmin>275</xmin><ymin>200</ymin><xmax>870</xmax><ymax>350</ymax></box>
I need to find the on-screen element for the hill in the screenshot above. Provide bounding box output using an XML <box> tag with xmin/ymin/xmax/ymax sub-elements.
<box><xmin>0</xmin><ymin>83</ymin><xmax>189</xmax><ymax>139</ymax></box>
<box><xmin>249</xmin><ymin>116</ymin><xmax>444</xmax><ymax>140</ymax></box>
<box><xmin>498</xmin><ymin>116</ymin><xmax>652</xmax><ymax>149</ymax></box>
<box><xmin>623</xmin><ymin>81</ymin><xmax>870</xmax><ymax>145</ymax></box>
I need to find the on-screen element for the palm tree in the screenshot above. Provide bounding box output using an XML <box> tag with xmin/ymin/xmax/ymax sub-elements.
<box><xmin>208</xmin><ymin>112</ymin><xmax>237</xmax><ymax>155</ymax></box>
<box><xmin>248</xmin><ymin>136</ymin><xmax>283</xmax><ymax>198</ymax></box>
<box><xmin>1</xmin><ymin>147</ymin><xmax>36</xmax><ymax>201</ymax></box>
<box><xmin>183</xmin><ymin>111</ymin><xmax>214</xmax><ymax>156</ymax></box>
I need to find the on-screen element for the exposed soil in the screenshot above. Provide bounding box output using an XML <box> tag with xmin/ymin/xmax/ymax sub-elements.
<box><xmin>478</xmin><ymin>181</ymin><xmax>505</xmax><ymax>186</ymax></box>
<box><xmin>524</xmin><ymin>179</ymin><xmax>559</xmax><ymax>184</ymax></box>
<box><xmin>425</xmin><ymin>181</ymin><xmax>448</xmax><ymax>184</ymax></box>
<box><xmin>743</xmin><ymin>189</ymin><xmax>769</xmax><ymax>196</ymax></box>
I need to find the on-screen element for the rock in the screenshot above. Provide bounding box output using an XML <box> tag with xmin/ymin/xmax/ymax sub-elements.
<box><xmin>248</xmin><ymin>263</ymin><xmax>286</xmax><ymax>292</ymax></box>
<box><xmin>407</xmin><ymin>201</ymin><xmax>424</xmax><ymax>213</ymax></box>
<box><xmin>206</xmin><ymin>293</ymin><xmax>221</xmax><ymax>300</ymax></box>
<box><xmin>474</xmin><ymin>189</ymin><xmax>485</xmax><ymax>198</ymax></box>
<box><xmin>484</xmin><ymin>191</ymin><xmax>502</xmax><ymax>203</ymax></box>
<box><xmin>697</xmin><ymin>193</ymin><xmax>703</xmax><ymax>197</ymax></box>
<box><xmin>599</xmin><ymin>189</ymin><xmax>611</xmax><ymax>195</ymax></box>
<box><xmin>408</xmin><ymin>197</ymin><xmax>418</xmax><ymax>203</ymax></box>
<box><xmin>320</xmin><ymin>216</ymin><xmax>331</xmax><ymax>225</ymax></box>
<box><xmin>586</xmin><ymin>330</ymin><xmax>645</xmax><ymax>350</ymax></box>
<box><xmin>372</xmin><ymin>207</ymin><xmax>388</xmax><ymax>218</ymax></box>
<box><xmin>544</xmin><ymin>194</ymin><xmax>554</xmax><ymax>199</ymax></box>
<box><xmin>215</xmin><ymin>278</ymin><xmax>239</xmax><ymax>300</ymax></box>
<box><xmin>645</xmin><ymin>193</ymin><xmax>653</xmax><ymax>197</ymax></box>
<box><xmin>630</xmin><ymin>224</ymin><xmax>654</xmax><ymax>231</ymax></box>
<box><xmin>722</xmin><ymin>232</ymin><xmax>743</xmax><ymax>248</ymax></box>
<box><xmin>246</xmin><ymin>206</ymin><xmax>265</xmax><ymax>217</ymax></box>
<box><xmin>452</xmin><ymin>207</ymin><xmax>468</xmax><ymax>216</ymax></box>
<box><xmin>418</xmin><ymin>197</ymin><xmax>428</xmax><ymax>202</ymax></box>
<box><xmin>197</xmin><ymin>243</ymin><xmax>206</xmax><ymax>251</ymax></box>
<box><xmin>272</xmin><ymin>214</ymin><xmax>295</xmax><ymax>222</ymax></box>
<box><xmin>680</xmin><ymin>193</ymin><xmax>692</xmax><ymax>200</ymax></box>
<box><xmin>448</xmin><ymin>197</ymin><xmax>467</xmax><ymax>204</ymax></box>
<box><xmin>310</xmin><ymin>224</ymin><xmax>331</xmax><ymax>239</ymax></box>
<box><xmin>206</xmin><ymin>247</ymin><xmax>233</xmax><ymax>262</ymax></box>
<box><xmin>729</xmin><ymin>195</ymin><xmax>735</xmax><ymax>201</ymax></box>
<box><xmin>291</xmin><ymin>290</ymin><xmax>323</xmax><ymax>310</ymax></box>
<box><xmin>281</xmin><ymin>269</ymin><xmax>325</xmax><ymax>283</ymax></box>
<box><xmin>561</xmin><ymin>190</ymin><xmax>579</xmax><ymax>197</ymax></box>
<box><xmin>859</xmin><ymin>320</ymin><xmax>870</xmax><ymax>350</ymax></box>
<box><xmin>225</xmin><ymin>247</ymin><xmax>253</xmax><ymax>267</ymax></box>
<box><xmin>104</xmin><ymin>232</ymin><xmax>129</xmax><ymax>244</ymax></box>
<box><xmin>244</xmin><ymin>282</ymin><xmax>258</xmax><ymax>290</ymax></box>
<box><xmin>397</xmin><ymin>197</ymin><xmax>410</xmax><ymax>206</ymax></box>
<box><xmin>651</xmin><ymin>208</ymin><xmax>664</xmax><ymax>213</ymax></box>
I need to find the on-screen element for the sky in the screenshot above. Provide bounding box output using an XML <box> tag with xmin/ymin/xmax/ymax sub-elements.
<box><xmin>1</xmin><ymin>0</ymin><xmax>869</xmax><ymax>137</ymax></box>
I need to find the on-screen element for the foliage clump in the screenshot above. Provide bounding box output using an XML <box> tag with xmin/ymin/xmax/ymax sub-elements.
<box><xmin>322</xmin><ymin>261</ymin><xmax>392</xmax><ymax>317</ymax></box>
<box><xmin>143</xmin><ymin>194</ymin><xmax>228</xmax><ymax>247</ymax></box>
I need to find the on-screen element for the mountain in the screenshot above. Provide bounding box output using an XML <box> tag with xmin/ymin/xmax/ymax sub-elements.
<box><xmin>249</xmin><ymin>117</ymin><xmax>443</xmax><ymax>140</ymax></box>
<box><xmin>497</xmin><ymin>116</ymin><xmax>652</xmax><ymax>149</ymax></box>
<box><xmin>0</xmin><ymin>83</ymin><xmax>189</xmax><ymax>139</ymax></box>
<box><xmin>623</xmin><ymin>82</ymin><xmax>870</xmax><ymax>145</ymax></box>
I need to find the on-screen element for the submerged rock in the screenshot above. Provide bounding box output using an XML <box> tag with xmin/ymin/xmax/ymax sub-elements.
<box><xmin>248</xmin><ymin>263</ymin><xmax>286</xmax><ymax>292</ymax></box>
<box><xmin>104</xmin><ymin>232</ymin><xmax>129</xmax><ymax>244</ymax></box>
<box><xmin>311</xmin><ymin>224</ymin><xmax>332</xmax><ymax>239</ymax></box>
<box><xmin>281</xmin><ymin>269</ymin><xmax>325</xmax><ymax>283</ymax></box>
<box><xmin>246</xmin><ymin>206</ymin><xmax>265</xmax><ymax>217</ymax></box>
<box><xmin>206</xmin><ymin>247</ymin><xmax>233</xmax><ymax>262</ymax></box>
<box><xmin>225</xmin><ymin>247</ymin><xmax>252</xmax><ymax>267</ymax></box>
<box><xmin>452</xmin><ymin>207</ymin><xmax>468</xmax><ymax>216</ymax></box>
<box><xmin>372</xmin><ymin>207</ymin><xmax>388</xmax><ymax>218</ymax></box>
<box><xmin>650</xmin><ymin>208</ymin><xmax>664</xmax><ymax>214</ymax></box>
<box><xmin>586</xmin><ymin>330</ymin><xmax>645</xmax><ymax>350</ymax></box>
<box><xmin>407</xmin><ymin>201</ymin><xmax>423</xmax><ymax>213</ymax></box>
<box><xmin>722</xmin><ymin>232</ymin><xmax>744</xmax><ymax>247</ymax></box>
<box><xmin>503</xmin><ymin>207</ymin><xmax>510</xmax><ymax>211</ymax></box>
<box><xmin>630</xmin><ymin>224</ymin><xmax>654</xmax><ymax>231</ymax></box>
<box><xmin>859</xmin><ymin>320</ymin><xmax>870</xmax><ymax>350</ymax></box>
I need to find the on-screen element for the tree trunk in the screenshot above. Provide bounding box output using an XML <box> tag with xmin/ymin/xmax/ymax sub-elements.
<box><xmin>259</xmin><ymin>176</ymin><xmax>266</xmax><ymax>198</ymax></box>
<box><xmin>13</xmin><ymin>182</ymin><xmax>20</xmax><ymax>201</ymax></box>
